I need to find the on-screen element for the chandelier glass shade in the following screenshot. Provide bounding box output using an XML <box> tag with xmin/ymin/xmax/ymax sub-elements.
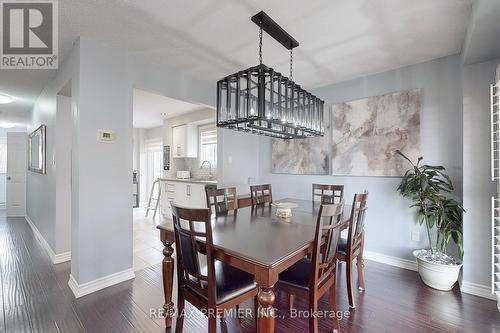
<box><xmin>216</xmin><ymin>12</ymin><xmax>325</xmax><ymax>139</ymax></box>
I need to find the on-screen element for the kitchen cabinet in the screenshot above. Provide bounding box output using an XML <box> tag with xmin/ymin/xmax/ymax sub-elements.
<box><xmin>160</xmin><ymin>180</ymin><xmax>208</xmax><ymax>218</ymax></box>
<box><xmin>172</xmin><ymin>124</ymin><xmax>198</xmax><ymax>158</ymax></box>
<box><xmin>160</xmin><ymin>182</ymin><xmax>176</xmax><ymax>218</ymax></box>
<box><xmin>185</xmin><ymin>183</ymin><xmax>207</xmax><ymax>208</ymax></box>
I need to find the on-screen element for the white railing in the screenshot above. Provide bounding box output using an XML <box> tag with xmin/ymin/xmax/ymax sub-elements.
<box><xmin>491</xmin><ymin>83</ymin><xmax>499</xmax><ymax>181</ymax></box>
<box><xmin>492</xmin><ymin>79</ymin><xmax>500</xmax><ymax>307</ymax></box>
<box><xmin>492</xmin><ymin>196</ymin><xmax>499</xmax><ymax>295</ymax></box>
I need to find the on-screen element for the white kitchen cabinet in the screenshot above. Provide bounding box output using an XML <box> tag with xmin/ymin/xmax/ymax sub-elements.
<box><xmin>160</xmin><ymin>181</ymin><xmax>208</xmax><ymax>218</ymax></box>
<box><xmin>172</xmin><ymin>124</ymin><xmax>198</xmax><ymax>158</ymax></box>
<box><xmin>160</xmin><ymin>182</ymin><xmax>176</xmax><ymax>218</ymax></box>
<box><xmin>185</xmin><ymin>183</ymin><xmax>207</xmax><ymax>208</ymax></box>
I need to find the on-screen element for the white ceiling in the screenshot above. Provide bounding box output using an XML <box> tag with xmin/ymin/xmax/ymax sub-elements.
<box><xmin>133</xmin><ymin>89</ymin><xmax>206</xmax><ymax>128</ymax></box>
<box><xmin>0</xmin><ymin>0</ymin><xmax>474</xmax><ymax>122</ymax></box>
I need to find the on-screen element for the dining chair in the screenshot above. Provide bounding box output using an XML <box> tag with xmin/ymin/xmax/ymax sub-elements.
<box><xmin>277</xmin><ymin>203</ymin><xmax>347</xmax><ymax>333</ymax></box>
<box><xmin>312</xmin><ymin>184</ymin><xmax>344</xmax><ymax>204</ymax></box>
<box><xmin>206</xmin><ymin>187</ymin><xmax>238</xmax><ymax>215</ymax></box>
<box><xmin>336</xmin><ymin>192</ymin><xmax>368</xmax><ymax>308</ymax></box>
<box><xmin>171</xmin><ymin>204</ymin><xmax>258</xmax><ymax>333</ymax></box>
<box><xmin>250</xmin><ymin>184</ymin><xmax>273</xmax><ymax>206</ymax></box>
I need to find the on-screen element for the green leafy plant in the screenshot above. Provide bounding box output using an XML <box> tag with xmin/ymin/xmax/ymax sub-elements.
<box><xmin>396</xmin><ymin>150</ymin><xmax>464</xmax><ymax>260</ymax></box>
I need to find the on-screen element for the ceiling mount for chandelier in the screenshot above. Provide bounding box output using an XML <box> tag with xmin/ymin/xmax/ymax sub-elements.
<box><xmin>216</xmin><ymin>11</ymin><xmax>325</xmax><ymax>139</ymax></box>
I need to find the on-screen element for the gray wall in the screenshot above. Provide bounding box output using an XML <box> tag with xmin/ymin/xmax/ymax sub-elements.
<box><xmin>28</xmin><ymin>41</ymin><xmax>80</xmax><ymax>255</ymax></box>
<box><xmin>28</xmin><ymin>36</ymin><xmax>214</xmax><ymax>287</ymax></box>
<box><xmin>217</xmin><ymin>128</ymin><xmax>261</xmax><ymax>195</ymax></box>
<box><xmin>462</xmin><ymin>58</ymin><xmax>500</xmax><ymax>287</ymax></box>
<box><xmin>257</xmin><ymin>55</ymin><xmax>464</xmax><ymax>261</ymax></box>
<box><xmin>55</xmin><ymin>96</ymin><xmax>72</xmax><ymax>254</ymax></box>
<box><xmin>70</xmin><ymin>38</ymin><xmax>133</xmax><ymax>283</ymax></box>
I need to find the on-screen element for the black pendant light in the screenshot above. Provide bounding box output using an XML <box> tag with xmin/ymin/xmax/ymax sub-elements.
<box><xmin>216</xmin><ymin>11</ymin><xmax>325</xmax><ymax>139</ymax></box>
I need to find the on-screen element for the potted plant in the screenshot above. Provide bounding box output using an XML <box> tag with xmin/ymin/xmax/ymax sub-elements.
<box><xmin>396</xmin><ymin>150</ymin><xmax>464</xmax><ymax>291</ymax></box>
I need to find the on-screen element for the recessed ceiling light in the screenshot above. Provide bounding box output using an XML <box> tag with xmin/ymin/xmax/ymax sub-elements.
<box><xmin>0</xmin><ymin>121</ymin><xmax>16</xmax><ymax>129</ymax></box>
<box><xmin>0</xmin><ymin>93</ymin><xmax>15</xmax><ymax>104</ymax></box>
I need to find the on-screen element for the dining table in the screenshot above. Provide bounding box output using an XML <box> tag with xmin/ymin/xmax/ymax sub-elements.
<box><xmin>157</xmin><ymin>198</ymin><xmax>352</xmax><ymax>333</ymax></box>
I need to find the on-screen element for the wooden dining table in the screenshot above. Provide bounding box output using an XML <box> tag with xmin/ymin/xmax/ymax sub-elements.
<box><xmin>157</xmin><ymin>198</ymin><xmax>351</xmax><ymax>333</ymax></box>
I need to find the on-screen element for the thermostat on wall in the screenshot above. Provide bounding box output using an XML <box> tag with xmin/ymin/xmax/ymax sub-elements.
<box><xmin>97</xmin><ymin>129</ymin><xmax>116</xmax><ymax>143</ymax></box>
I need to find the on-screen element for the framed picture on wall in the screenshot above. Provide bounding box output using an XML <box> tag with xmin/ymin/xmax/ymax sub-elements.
<box><xmin>28</xmin><ymin>125</ymin><xmax>47</xmax><ymax>174</ymax></box>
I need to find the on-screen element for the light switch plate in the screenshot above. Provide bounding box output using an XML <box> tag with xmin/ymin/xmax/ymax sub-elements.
<box><xmin>411</xmin><ymin>230</ymin><xmax>420</xmax><ymax>242</ymax></box>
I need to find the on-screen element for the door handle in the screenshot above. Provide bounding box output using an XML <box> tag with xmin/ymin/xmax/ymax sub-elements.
<box><xmin>6</xmin><ymin>176</ymin><xmax>11</xmax><ymax>180</ymax></box>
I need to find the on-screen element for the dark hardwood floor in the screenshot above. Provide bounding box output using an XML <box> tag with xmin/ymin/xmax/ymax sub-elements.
<box><xmin>1</xmin><ymin>212</ymin><xmax>499</xmax><ymax>332</ymax></box>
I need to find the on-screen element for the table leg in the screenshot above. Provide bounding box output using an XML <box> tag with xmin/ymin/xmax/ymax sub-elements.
<box><xmin>258</xmin><ymin>286</ymin><xmax>276</xmax><ymax>333</ymax></box>
<box><xmin>161</xmin><ymin>238</ymin><xmax>175</xmax><ymax>328</ymax></box>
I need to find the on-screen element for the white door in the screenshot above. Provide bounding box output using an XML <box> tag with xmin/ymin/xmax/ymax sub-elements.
<box><xmin>146</xmin><ymin>145</ymin><xmax>163</xmax><ymax>199</ymax></box>
<box><xmin>7</xmin><ymin>133</ymin><xmax>27</xmax><ymax>216</ymax></box>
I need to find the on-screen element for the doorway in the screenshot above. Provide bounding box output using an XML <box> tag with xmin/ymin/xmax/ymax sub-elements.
<box><xmin>5</xmin><ymin>131</ymin><xmax>27</xmax><ymax>216</ymax></box>
<box><xmin>0</xmin><ymin>135</ymin><xmax>6</xmax><ymax>210</ymax></box>
<box><xmin>145</xmin><ymin>139</ymin><xmax>163</xmax><ymax>200</ymax></box>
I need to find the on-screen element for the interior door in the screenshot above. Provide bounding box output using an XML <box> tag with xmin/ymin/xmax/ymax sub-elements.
<box><xmin>7</xmin><ymin>132</ymin><xmax>27</xmax><ymax>216</ymax></box>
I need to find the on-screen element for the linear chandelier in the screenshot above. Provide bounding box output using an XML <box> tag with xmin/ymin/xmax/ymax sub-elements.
<box><xmin>216</xmin><ymin>11</ymin><xmax>325</xmax><ymax>139</ymax></box>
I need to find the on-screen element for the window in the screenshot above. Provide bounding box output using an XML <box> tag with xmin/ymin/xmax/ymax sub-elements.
<box><xmin>199</xmin><ymin>126</ymin><xmax>217</xmax><ymax>168</ymax></box>
<box><xmin>0</xmin><ymin>141</ymin><xmax>6</xmax><ymax>173</ymax></box>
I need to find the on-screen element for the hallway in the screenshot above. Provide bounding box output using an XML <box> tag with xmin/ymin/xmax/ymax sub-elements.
<box><xmin>0</xmin><ymin>211</ymin><xmax>166</xmax><ymax>332</ymax></box>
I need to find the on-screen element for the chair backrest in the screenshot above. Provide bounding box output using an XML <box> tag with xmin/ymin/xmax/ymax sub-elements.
<box><xmin>171</xmin><ymin>204</ymin><xmax>216</xmax><ymax>304</ymax></box>
<box><xmin>206</xmin><ymin>187</ymin><xmax>238</xmax><ymax>215</ymax></box>
<box><xmin>250</xmin><ymin>184</ymin><xmax>273</xmax><ymax>206</ymax></box>
<box><xmin>312</xmin><ymin>184</ymin><xmax>344</xmax><ymax>204</ymax></box>
<box><xmin>311</xmin><ymin>203</ymin><xmax>347</xmax><ymax>287</ymax></box>
<box><xmin>346</xmin><ymin>192</ymin><xmax>368</xmax><ymax>254</ymax></box>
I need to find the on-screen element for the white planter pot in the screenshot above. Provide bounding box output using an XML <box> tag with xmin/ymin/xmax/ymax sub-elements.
<box><xmin>413</xmin><ymin>250</ymin><xmax>462</xmax><ymax>291</ymax></box>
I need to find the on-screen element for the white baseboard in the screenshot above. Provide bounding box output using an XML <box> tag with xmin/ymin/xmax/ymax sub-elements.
<box><xmin>364</xmin><ymin>250</ymin><xmax>498</xmax><ymax>301</ymax></box>
<box><xmin>364</xmin><ymin>251</ymin><xmax>418</xmax><ymax>271</ymax></box>
<box><xmin>461</xmin><ymin>281</ymin><xmax>497</xmax><ymax>300</ymax></box>
<box><xmin>68</xmin><ymin>269</ymin><xmax>135</xmax><ymax>298</ymax></box>
<box><xmin>53</xmin><ymin>251</ymin><xmax>71</xmax><ymax>264</ymax></box>
<box><xmin>25</xmin><ymin>215</ymin><xmax>71</xmax><ymax>264</ymax></box>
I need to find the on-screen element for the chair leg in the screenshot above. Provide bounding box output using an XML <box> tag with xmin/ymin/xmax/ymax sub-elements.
<box><xmin>208</xmin><ymin>314</ymin><xmax>217</xmax><ymax>333</ymax></box>
<box><xmin>175</xmin><ymin>291</ymin><xmax>185</xmax><ymax>333</ymax></box>
<box><xmin>289</xmin><ymin>294</ymin><xmax>295</xmax><ymax>310</ymax></box>
<box><xmin>357</xmin><ymin>254</ymin><xmax>365</xmax><ymax>292</ymax></box>
<box><xmin>254</xmin><ymin>295</ymin><xmax>259</xmax><ymax>332</ymax></box>
<box><xmin>346</xmin><ymin>260</ymin><xmax>355</xmax><ymax>308</ymax></box>
<box><xmin>309</xmin><ymin>295</ymin><xmax>318</xmax><ymax>333</ymax></box>
<box><xmin>329</xmin><ymin>285</ymin><xmax>340</xmax><ymax>332</ymax></box>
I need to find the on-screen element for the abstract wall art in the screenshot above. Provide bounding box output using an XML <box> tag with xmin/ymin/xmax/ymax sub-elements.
<box><xmin>331</xmin><ymin>89</ymin><xmax>422</xmax><ymax>177</ymax></box>
<box><xmin>271</xmin><ymin>113</ymin><xmax>330</xmax><ymax>175</ymax></box>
